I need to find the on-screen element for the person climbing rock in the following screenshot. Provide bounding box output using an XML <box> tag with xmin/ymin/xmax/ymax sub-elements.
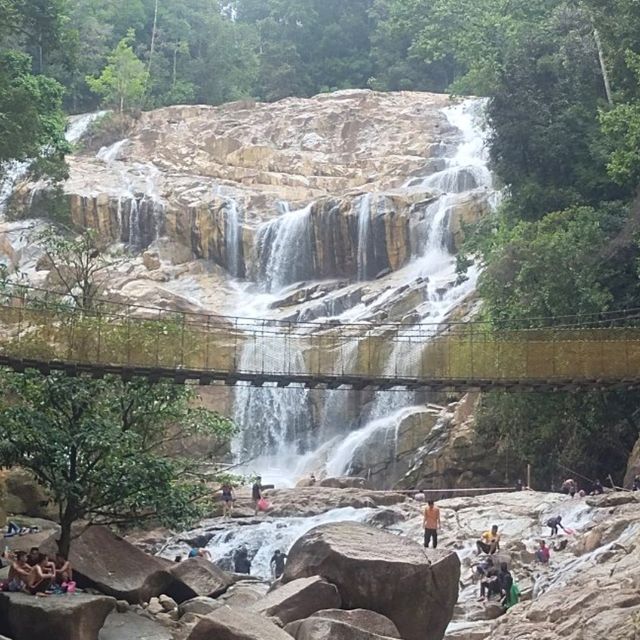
<box><xmin>476</xmin><ymin>525</ymin><xmax>500</xmax><ymax>555</ymax></box>
<box><xmin>270</xmin><ymin>549</ymin><xmax>287</xmax><ymax>579</ymax></box>
<box><xmin>535</xmin><ymin>540</ymin><xmax>550</xmax><ymax>564</ymax></box>
<box><xmin>233</xmin><ymin>547</ymin><xmax>251</xmax><ymax>574</ymax></box>
<box><xmin>546</xmin><ymin>515</ymin><xmax>567</xmax><ymax>536</ymax></box>
<box><xmin>423</xmin><ymin>500</ymin><xmax>441</xmax><ymax>549</ymax></box>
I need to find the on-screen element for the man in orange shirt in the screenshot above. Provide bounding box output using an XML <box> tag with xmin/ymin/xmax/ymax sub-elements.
<box><xmin>423</xmin><ymin>500</ymin><xmax>441</xmax><ymax>548</ymax></box>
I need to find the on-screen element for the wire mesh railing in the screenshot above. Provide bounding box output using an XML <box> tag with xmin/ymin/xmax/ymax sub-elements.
<box><xmin>1</xmin><ymin>285</ymin><xmax>640</xmax><ymax>386</ymax></box>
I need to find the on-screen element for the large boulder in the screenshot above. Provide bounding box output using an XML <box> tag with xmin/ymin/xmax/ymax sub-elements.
<box><xmin>143</xmin><ymin>557</ymin><xmax>236</xmax><ymax>604</ymax></box>
<box><xmin>99</xmin><ymin>610</ymin><xmax>173</xmax><ymax>640</ymax></box>
<box><xmin>251</xmin><ymin>576</ymin><xmax>341</xmax><ymax>625</ymax></box>
<box><xmin>187</xmin><ymin>606</ymin><xmax>293</xmax><ymax>640</ymax></box>
<box><xmin>219</xmin><ymin>582</ymin><xmax>269</xmax><ymax>608</ymax></box>
<box><xmin>285</xmin><ymin>616</ymin><xmax>399</xmax><ymax>640</ymax></box>
<box><xmin>3</xmin><ymin>468</ymin><xmax>56</xmax><ymax>519</ymax></box>
<box><xmin>41</xmin><ymin>526</ymin><xmax>170</xmax><ymax>603</ymax></box>
<box><xmin>282</xmin><ymin>522</ymin><xmax>460</xmax><ymax>640</ymax></box>
<box><xmin>285</xmin><ymin>609</ymin><xmax>401</xmax><ymax>639</ymax></box>
<box><xmin>0</xmin><ymin>592</ymin><xmax>115</xmax><ymax>640</ymax></box>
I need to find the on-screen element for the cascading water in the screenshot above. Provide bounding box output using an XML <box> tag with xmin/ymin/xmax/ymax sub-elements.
<box><xmin>225</xmin><ymin>199</ymin><xmax>243</xmax><ymax>279</ymax></box>
<box><xmin>255</xmin><ymin>204</ymin><xmax>314</xmax><ymax>291</ymax></box>
<box><xmin>231</xmin><ymin>97</ymin><xmax>497</xmax><ymax>487</ymax></box>
<box><xmin>66</xmin><ymin>111</ymin><xmax>108</xmax><ymax>145</ymax></box>
<box><xmin>356</xmin><ymin>193</ymin><xmax>373</xmax><ymax>281</ymax></box>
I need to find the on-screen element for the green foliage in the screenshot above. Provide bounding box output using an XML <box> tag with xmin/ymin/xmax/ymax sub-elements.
<box><xmin>86</xmin><ymin>30</ymin><xmax>149</xmax><ymax>112</ymax></box>
<box><xmin>0</xmin><ymin>370</ymin><xmax>235</xmax><ymax>555</ymax></box>
<box><xmin>0</xmin><ymin>50</ymin><xmax>69</xmax><ymax>180</ymax></box>
<box><xmin>476</xmin><ymin>391</ymin><xmax>640</xmax><ymax>488</ymax></box>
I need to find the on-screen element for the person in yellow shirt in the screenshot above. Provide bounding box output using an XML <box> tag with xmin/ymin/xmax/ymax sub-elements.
<box><xmin>423</xmin><ymin>500</ymin><xmax>441</xmax><ymax>548</ymax></box>
<box><xmin>476</xmin><ymin>524</ymin><xmax>501</xmax><ymax>555</ymax></box>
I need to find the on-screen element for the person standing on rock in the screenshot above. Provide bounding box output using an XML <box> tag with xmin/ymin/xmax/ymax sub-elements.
<box><xmin>252</xmin><ymin>476</ymin><xmax>263</xmax><ymax>516</ymax></box>
<box><xmin>423</xmin><ymin>500</ymin><xmax>441</xmax><ymax>549</ymax></box>
<box><xmin>270</xmin><ymin>549</ymin><xmax>287</xmax><ymax>579</ymax></box>
<box><xmin>221</xmin><ymin>482</ymin><xmax>235</xmax><ymax>518</ymax></box>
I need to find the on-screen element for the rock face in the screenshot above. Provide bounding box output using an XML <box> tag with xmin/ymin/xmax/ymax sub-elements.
<box><xmin>42</xmin><ymin>525</ymin><xmax>169</xmax><ymax>604</ymax></box>
<box><xmin>285</xmin><ymin>616</ymin><xmax>399</xmax><ymax>640</ymax></box>
<box><xmin>251</xmin><ymin>576</ymin><xmax>341</xmax><ymax>625</ymax></box>
<box><xmin>285</xmin><ymin>609</ymin><xmax>401</xmax><ymax>639</ymax></box>
<box><xmin>0</xmin><ymin>592</ymin><xmax>115</xmax><ymax>640</ymax></box>
<box><xmin>282</xmin><ymin>522</ymin><xmax>460</xmax><ymax>640</ymax></box>
<box><xmin>187</xmin><ymin>606</ymin><xmax>293</xmax><ymax>640</ymax></box>
<box><xmin>147</xmin><ymin>556</ymin><xmax>235</xmax><ymax>603</ymax></box>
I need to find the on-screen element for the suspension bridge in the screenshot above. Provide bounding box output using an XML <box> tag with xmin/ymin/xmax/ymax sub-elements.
<box><xmin>1</xmin><ymin>287</ymin><xmax>639</xmax><ymax>391</ymax></box>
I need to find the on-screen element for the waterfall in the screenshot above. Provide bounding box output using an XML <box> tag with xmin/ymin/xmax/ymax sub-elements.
<box><xmin>66</xmin><ymin>111</ymin><xmax>108</xmax><ymax>144</ymax></box>
<box><xmin>356</xmin><ymin>193</ymin><xmax>373</xmax><ymax>281</ymax></box>
<box><xmin>256</xmin><ymin>204</ymin><xmax>314</xmax><ymax>292</ymax></box>
<box><xmin>225</xmin><ymin>199</ymin><xmax>243</xmax><ymax>279</ymax></box>
<box><xmin>231</xmin><ymin>97</ymin><xmax>497</xmax><ymax>488</ymax></box>
<box><xmin>0</xmin><ymin>161</ymin><xmax>30</xmax><ymax>216</ymax></box>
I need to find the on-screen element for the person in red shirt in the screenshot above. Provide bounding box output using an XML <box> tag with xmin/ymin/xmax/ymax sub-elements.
<box><xmin>423</xmin><ymin>500</ymin><xmax>441</xmax><ymax>548</ymax></box>
<box><xmin>535</xmin><ymin>540</ymin><xmax>551</xmax><ymax>564</ymax></box>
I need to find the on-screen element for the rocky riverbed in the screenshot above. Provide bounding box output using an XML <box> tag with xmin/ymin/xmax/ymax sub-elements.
<box><xmin>4</xmin><ymin>487</ymin><xmax>638</xmax><ymax>640</ymax></box>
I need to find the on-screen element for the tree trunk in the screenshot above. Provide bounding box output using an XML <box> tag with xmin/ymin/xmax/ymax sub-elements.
<box><xmin>57</xmin><ymin>518</ymin><xmax>73</xmax><ymax>558</ymax></box>
<box><xmin>593</xmin><ymin>28</ymin><xmax>613</xmax><ymax>106</ymax></box>
<box><xmin>147</xmin><ymin>0</ymin><xmax>159</xmax><ymax>85</ymax></box>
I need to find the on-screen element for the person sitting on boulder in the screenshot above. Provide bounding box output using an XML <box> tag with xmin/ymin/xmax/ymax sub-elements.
<box><xmin>270</xmin><ymin>549</ymin><xmax>287</xmax><ymax>579</ymax></box>
<box><xmin>633</xmin><ymin>475</ymin><xmax>640</xmax><ymax>492</ymax></box>
<box><xmin>54</xmin><ymin>553</ymin><xmax>73</xmax><ymax>585</ymax></box>
<box><xmin>25</xmin><ymin>553</ymin><xmax>56</xmax><ymax>595</ymax></box>
<box><xmin>188</xmin><ymin>548</ymin><xmax>211</xmax><ymax>560</ymax></box>
<box><xmin>5</xmin><ymin>551</ymin><xmax>31</xmax><ymax>592</ymax></box>
<box><xmin>26</xmin><ymin>546</ymin><xmax>40</xmax><ymax>566</ymax></box>
<box><xmin>473</xmin><ymin>556</ymin><xmax>494</xmax><ymax>582</ymax></box>
<box><xmin>233</xmin><ymin>547</ymin><xmax>251</xmax><ymax>574</ymax></box>
<box><xmin>546</xmin><ymin>515</ymin><xmax>567</xmax><ymax>536</ymax></box>
<box><xmin>561</xmin><ymin>478</ymin><xmax>577</xmax><ymax>497</ymax></box>
<box><xmin>477</xmin><ymin>561</ymin><xmax>500</xmax><ymax>600</ymax></box>
<box><xmin>498</xmin><ymin>562</ymin><xmax>513</xmax><ymax>607</ymax></box>
<box><xmin>591</xmin><ymin>479</ymin><xmax>604</xmax><ymax>495</ymax></box>
<box><xmin>535</xmin><ymin>540</ymin><xmax>550</xmax><ymax>564</ymax></box>
<box><xmin>476</xmin><ymin>525</ymin><xmax>500</xmax><ymax>555</ymax></box>
<box><xmin>423</xmin><ymin>500</ymin><xmax>441</xmax><ymax>549</ymax></box>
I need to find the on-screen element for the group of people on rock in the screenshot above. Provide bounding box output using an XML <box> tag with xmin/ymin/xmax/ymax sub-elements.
<box><xmin>218</xmin><ymin>476</ymin><xmax>273</xmax><ymax>519</ymax></box>
<box><xmin>1</xmin><ymin>546</ymin><xmax>74</xmax><ymax>596</ymax></box>
<box><xmin>560</xmin><ymin>477</ymin><xmax>604</xmax><ymax>498</ymax></box>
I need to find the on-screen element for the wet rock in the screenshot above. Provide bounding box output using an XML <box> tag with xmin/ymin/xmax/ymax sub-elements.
<box><xmin>283</xmin><ymin>521</ymin><xmax>460</xmax><ymax>640</ymax></box>
<box><xmin>0</xmin><ymin>592</ymin><xmax>115</xmax><ymax>640</ymax></box>
<box><xmin>187</xmin><ymin>606</ymin><xmax>292</xmax><ymax>640</ymax></box>
<box><xmin>251</xmin><ymin>576</ymin><xmax>341</xmax><ymax>625</ymax></box>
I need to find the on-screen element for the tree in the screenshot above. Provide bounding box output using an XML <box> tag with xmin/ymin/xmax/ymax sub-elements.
<box><xmin>86</xmin><ymin>30</ymin><xmax>149</xmax><ymax>113</ymax></box>
<box><xmin>36</xmin><ymin>227</ymin><xmax>123</xmax><ymax>310</ymax></box>
<box><xmin>0</xmin><ymin>371</ymin><xmax>235</xmax><ymax>556</ymax></box>
<box><xmin>0</xmin><ymin>50</ymin><xmax>69</xmax><ymax>180</ymax></box>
